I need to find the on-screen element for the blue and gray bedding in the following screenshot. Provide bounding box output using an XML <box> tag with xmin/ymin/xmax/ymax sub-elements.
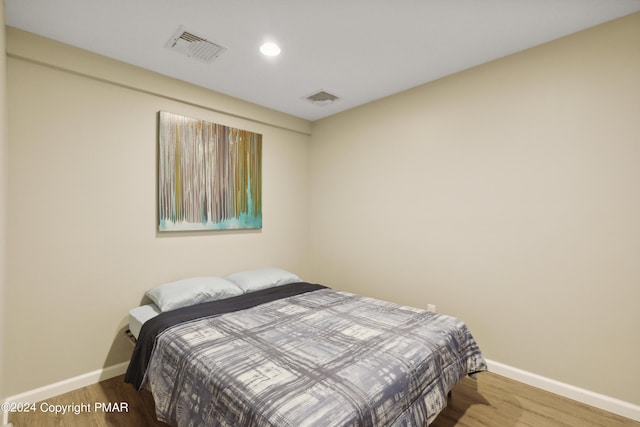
<box><xmin>126</xmin><ymin>282</ymin><xmax>486</xmax><ymax>426</ymax></box>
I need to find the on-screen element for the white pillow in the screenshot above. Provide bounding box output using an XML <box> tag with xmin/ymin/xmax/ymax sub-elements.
<box><xmin>146</xmin><ymin>276</ymin><xmax>243</xmax><ymax>312</ymax></box>
<box><xmin>225</xmin><ymin>268</ymin><xmax>301</xmax><ymax>293</ymax></box>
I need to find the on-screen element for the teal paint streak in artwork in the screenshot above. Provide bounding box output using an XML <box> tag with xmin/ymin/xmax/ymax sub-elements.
<box><xmin>158</xmin><ymin>177</ymin><xmax>260</xmax><ymax>231</ymax></box>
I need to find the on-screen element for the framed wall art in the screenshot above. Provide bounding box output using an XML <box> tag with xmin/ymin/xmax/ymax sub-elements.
<box><xmin>158</xmin><ymin>111</ymin><xmax>262</xmax><ymax>231</ymax></box>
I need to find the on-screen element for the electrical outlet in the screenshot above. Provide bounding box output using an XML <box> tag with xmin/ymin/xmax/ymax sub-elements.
<box><xmin>427</xmin><ymin>304</ymin><xmax>436</xmax><ymax>312</ymax></box>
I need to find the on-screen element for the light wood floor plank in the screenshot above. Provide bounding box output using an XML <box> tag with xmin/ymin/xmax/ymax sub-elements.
<box><xmin>431</xmin><ymin>373</ymin><xmax>638</xmax><ymax>427</ymax></box>
<box><xmin>9</xmin><ymin>372</ymin><xmax>638</xmax><ymax>426</ymax></box>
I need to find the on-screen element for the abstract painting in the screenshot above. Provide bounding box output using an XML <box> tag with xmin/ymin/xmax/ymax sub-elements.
<box><xmin>158</xmin><ymin>111</ymin><xmax>262</xmax><ymax>231</ymax></box>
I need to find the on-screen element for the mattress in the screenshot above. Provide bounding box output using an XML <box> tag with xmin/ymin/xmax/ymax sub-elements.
<box><xmin>128</xmin><ymin>303</ymin><xmax>161</xmax><ymax>339</ymax></box>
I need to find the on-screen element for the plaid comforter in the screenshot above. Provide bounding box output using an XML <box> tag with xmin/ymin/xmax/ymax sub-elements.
<box><xmin>141</xmin><ymin>286</ymin><xmax>486</xmax><ymax>426</ymax></box>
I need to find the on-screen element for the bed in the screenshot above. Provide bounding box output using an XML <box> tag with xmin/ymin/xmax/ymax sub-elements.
<box><xmin>125</xmin><ymin>269</ymin><xmax>487</xmax><ymax>427</ymax></box>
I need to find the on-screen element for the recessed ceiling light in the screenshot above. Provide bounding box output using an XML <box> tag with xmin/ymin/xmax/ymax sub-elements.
<box><xmin>260</xmin><ymin>42</ymin><xmax>281</xmax><ymax>57</ymax></box>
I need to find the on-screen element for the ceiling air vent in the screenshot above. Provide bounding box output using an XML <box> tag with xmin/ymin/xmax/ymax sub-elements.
<box><xmin>304</xmin><ymin>90</ymin><xmax>340</xmax><ymax>106</ymax></box>
<box><xmin>165</xmin><ymin>26</ymin><xmax>227</xmax><ymax>63</ymax></box>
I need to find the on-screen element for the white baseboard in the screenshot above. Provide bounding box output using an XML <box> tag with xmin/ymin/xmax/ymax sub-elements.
<box><xmin>3</xmin><ymin>359</ymin><xmax>639</xmax><ymax>424</ymax></box>
<box><xmin>1</xmin><ymin>361</ymin><xmax>128</xmax><ymax>425</ymax></box>
<box><xmin>486</xmin><ymin>359</ymin><xmax>640</xmax><ymax>422</ymax></box>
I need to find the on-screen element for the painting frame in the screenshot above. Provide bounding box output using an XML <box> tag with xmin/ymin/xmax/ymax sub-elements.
<box><xmin>157</xmin><ymin>111</ymin><xmax>262</xmax><ymax>232</ymax></box>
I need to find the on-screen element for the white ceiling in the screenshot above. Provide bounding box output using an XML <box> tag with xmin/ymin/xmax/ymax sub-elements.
<box><xmin>6</xmin><ymin>0</ymin><xmax>640</xmax><ymax>121</ymax></box>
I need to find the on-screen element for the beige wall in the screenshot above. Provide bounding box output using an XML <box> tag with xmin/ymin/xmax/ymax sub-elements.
<box><xmin>309</xmin><ymin>13</ymin><xmax>640</xmax><ymax>405</ymax></box>
<box><xmin>5</xmin><ymin>28</ymin><xmax>312</xmax><ymax>396</ymax></box>
<box><xmin>1</xmin><ymin>0</ymin><xmax>7</xmax><ymax>401</ymax></box>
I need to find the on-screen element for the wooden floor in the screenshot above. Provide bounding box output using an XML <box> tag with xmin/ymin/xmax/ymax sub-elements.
<box><xmin>9</xmin><ymin>372</ymin><xmax>638</xmax><ymax>427</ymax></box>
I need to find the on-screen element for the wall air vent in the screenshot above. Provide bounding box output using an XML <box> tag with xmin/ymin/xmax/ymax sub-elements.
<box><xmin>165</xmin><ymin>26</ymin><xmax>227</xmax><ymax>63</ymax></box>
<box><xmin>304</xmin><ymin>90</ymin><xmax>340</xmax><ymax>106</ymax></box>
